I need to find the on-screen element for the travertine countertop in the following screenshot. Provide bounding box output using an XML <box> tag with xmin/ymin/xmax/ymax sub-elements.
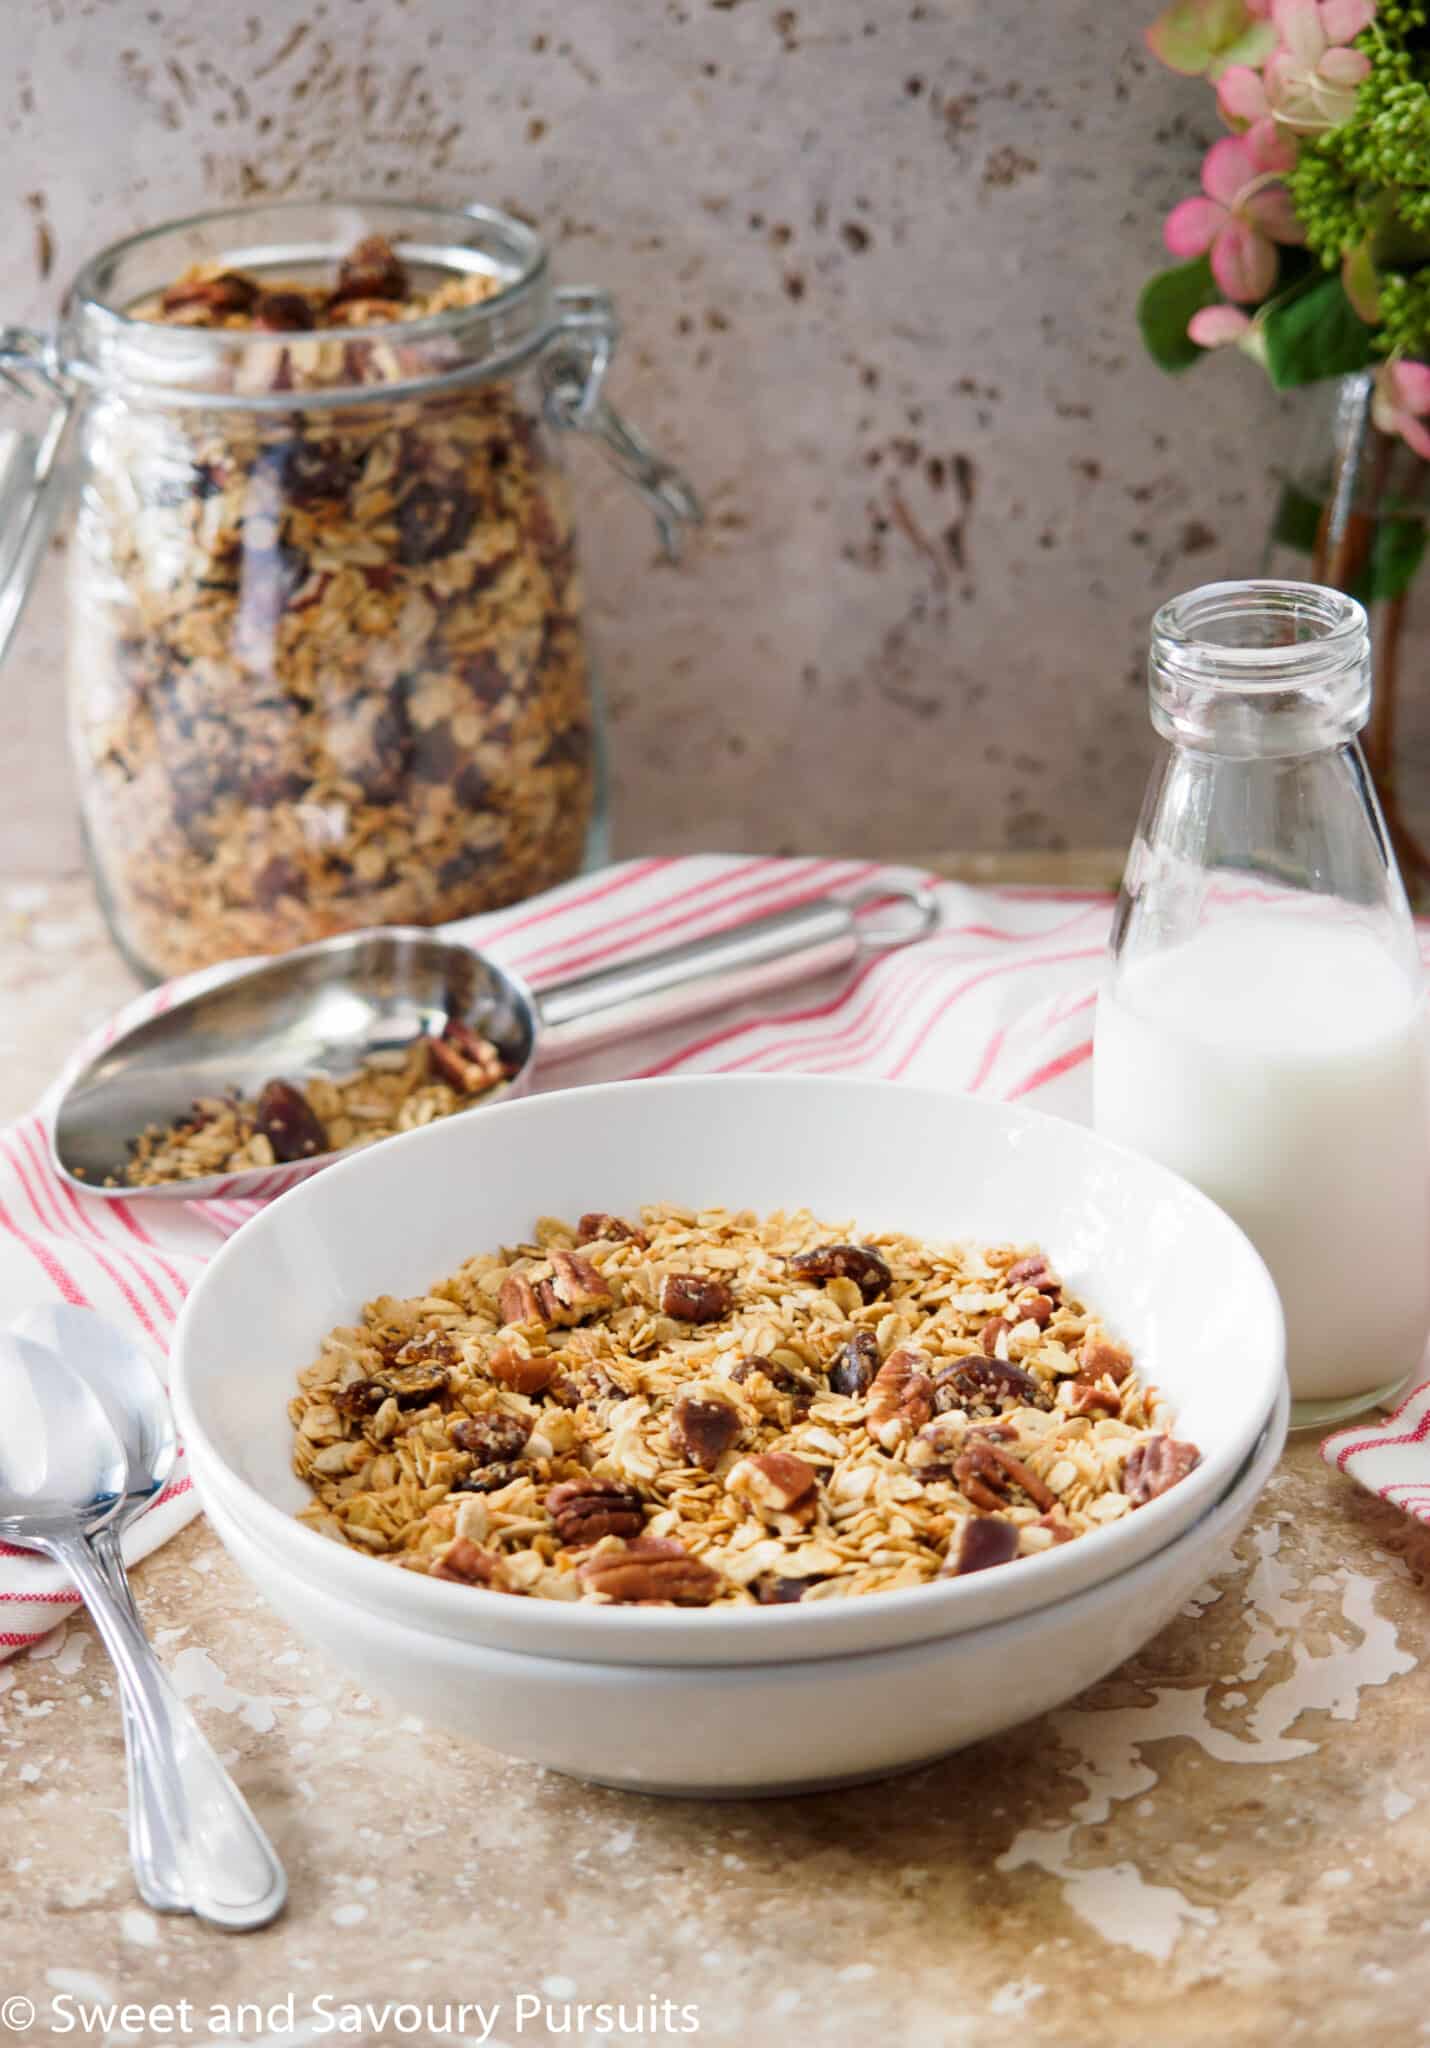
<box><xmin>2</xmin><ymin>860</ymin><xmax>1428</xmax><ymax>2048</ymax></box>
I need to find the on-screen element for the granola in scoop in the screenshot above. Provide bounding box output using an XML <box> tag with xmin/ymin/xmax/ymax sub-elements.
<box><xmin>289</xmin><ymin>1206</ymin><xmax>1200</xmax><ymax>1606</ymax></box>
<box><xmin>71</xmin><ymin>233</ymin><xmax>593</xmax><ymax>982</ymax></box>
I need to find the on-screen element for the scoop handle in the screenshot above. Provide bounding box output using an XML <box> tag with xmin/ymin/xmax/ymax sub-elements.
<box><xmin>532</xmin><ymin>882</ymin><xmax>938</xmax><ymax>1064</ymax></box>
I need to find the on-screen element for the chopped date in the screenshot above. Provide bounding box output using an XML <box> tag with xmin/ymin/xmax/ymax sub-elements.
<box><xmin>659</xmin><ymin>1272</ymin><xmax>733</xmax><ymax>1323</ymax></box>
<box><xmin>253</xmin><ymin>290</ymin><xmax>316</xmax><ymax>332</ymax></box>
<box><xmin>397</xmin><ymin>480</ymin><xmax>478</xmax><ymax>565</ymax></box>
<box><xmin>931</xmin><ymin>1357</ymin><xmax>1050</xmax><ymax>1417</ymax></box>
<box><xmin>828</xmin><ymin>1328</ymin><xmax>880</xmax><ymax>1398</ymax></box>
<box><xmin>276</xmin><ymin>438</ymin><xmax>365</xmax><ymax>504</ymax></box>
<box><xmin>450</xmin><ymin>1412</ymin><xmax>531</xmax><ymax>1465</ymax></box>
<box><xmin>254</xmin><ymin>1079</ymin><xmax>328</xmax><ymax>1162</ymax></box>
<box><xmin>669</xmin><ymin>1391</ymin><xmax>742</xmax><ymax>1471</ymax></box>
<box><xmin>787</xmin><ymin>1243</ymin><xmax>892</xmax><ymax>1303</ymax></box>
<box><xmin>547</xmin><ymin>1477</ymin><xmax>646</xmax><ymax>1545</ymax></box>
<box><xmin>332</xmin><ymin>1376</ymin><xmax>392</xmax><ymax>1419</ymax></box>
<box><xmin>438</xmin><ymin>845</ymin><xmax>502</xmax><ymax>893</ymax></box>
<box><xmin>1005</xmin><ymin>1253</ymin><xmax>1059</xmax><ymax>1295</ymax></box>
<box><xmin>729</xmin><ymin>1353</ymin><xmax>817</xmax><ymax>1406</ymax></box>
<box><xmin>253</xmin><ymin>854</ymin><xmax>308</xmax><ymax>905</ymax></box>
<box><xmin>451</xmin><ymin>1462</ymin><xmax>525</xmax><ymax>1495</ymax></box>
<box><xmin>943</xmin><ymin>1515</ymin><xmax>1021</xmax><ymax>1576</ymax></box>
<box><xmin>1123</xmin><ymin>1435</ymin><xmax>1200</xmax><ymax>1506</ymax></box>
<box><xmin>1080</xmin><ymin>1332</ymin><xmax>1134</xmax><ymax>1385</ymax></box>
<box><xmin>754</xmin><ymin>1575</ymin><xmax>820</xmax><ymax>1605</ymax></box>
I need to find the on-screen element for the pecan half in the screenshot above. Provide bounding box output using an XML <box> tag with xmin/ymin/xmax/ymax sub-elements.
<box><xmin>979</xmin><ymin>1317</ymin><xmax>1009</xmax><ymax>1358</ymax></box>
<box><xmin>577</xmin><ymin>1212</ymin><xmax>649</xmax><ymax>1247</ymax></box>
<box><xmin>160</xmin><ymin>270</ymin><xmax>260</xmax><ymax>320</ymax></box>
<box><xmin>866</xmin><ymin>1347</ymin><xmax>935</xmax><ymax>1449</ymax></box>
<box><xmin>669</xmin><ymin>1391</ymin><xmax>742</xmax><ymax>1471</ymax></box>
<box><xmin>828</xmin><ymin>1329</ymin><xmax>880</xmax><ymax>1397</ymax></box>
<box><xmin>660</xmin><ymin>1272</ymin><xmax>733</xmax><ymax>1323</ymax></box>
<box><xmin>727</xmin><ymin>1451</ymin><xmax>819</xmax><ymax>1525</ymax></box>
<box><xmin>1068</xmin><ymin>1380</ymin><xmax>1120</xmax><ymax>1417</ymax></box>
<box><xmin>787</xmin><ymin>1243</ymin><xmax>892</xmax><ymax>1303</ymax></box>
<box><xmin>535</xmin><ymin>1249</ymin><xmax>615</xmax><ymax>1327</ymax></box>
<box><xmin>953</xmin><ymin>1438</ymin><xmax>1056</xmax><ymax>1514</ymax></box>
<box><xmin>1123</xmin><ymin>1435</ymin><xmax>1200</xmax><ymax>1507</ymax></box>
<box><xmin>942</xmin><ymin>1515</ymin><xmax>1021</xmax><ymax>1576</ymax></box>
<box><xmin>932</xmin><ymin>1357</ymin><xmax>1049</xmax><ymax>1417</ymax></box>
<box><xmin>1080</xmin><ymin>1332</ymin><xmax>1134</xmax><ymax>1385</ymax></box>
<box><xmin>499</xmin><ymin>1272</ymin><xmax>543</xmax><ymax>1326</ymax></box>
<box><xmin>547</xmin><ymin>1476</ymin><xmax>646</xmax><ymax>1544</ymax></box>
<box><xmin>254</xmin><ymin>1078</ymin><xmax>329</xmax><ymax>1162</ymax></box>
<box><xmin>577</xmin><ymin>1535</ymin><xmax>722</xmax><ymax>1605</ymax></box>
<box><xmin>428</xmin><ymin>1019</ymin><xmax>508</xmax><ymax>1094</ymax></box>
<box><xmin>432</xmin><ymin>1537</ymin><xmax>509</xmax><ymax>1589</ymax></box>
<box><xmin>450</xmin><ymin>1412</ymin><xmax>532</xmax><ymax>1465</ymax></box>
<box><xmin>486</xmin><ymin>1344</ymin><xmax>557</xmax><ymax>1397</ymax></box>
<box><xmin>1011</xmin><ymin>1288</ymin><xmax>1055</xmax><ymax>1328</ymax></box>
<box><xmin>1005</xmin><ymin>1253</ymin><xmax>1060</xmax><ymax>1296</ymax></box>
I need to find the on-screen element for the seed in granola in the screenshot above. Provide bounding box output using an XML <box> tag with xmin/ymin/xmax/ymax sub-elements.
<box><xmin>577</xmin><ymin>1535</ymin><xmax>722</xmax><ymax>1606</ymax></box>
<box><xmin>547</xmin><ymin>1476</ymin><xmax>646</xmax><ymax>1544</ymax></box>
<box><xmin>450</xmin><ymin>1412</ymin><xmax>532</xmax><ymax>1464</ymax></box>
<box><xmin>253</xmin><ymin>290</ymin><xmax>316</xmax><ymax>332</ymax></box>
<box><xmin>659</xmin><ymin>1273</ymin><xmax>733</xmax><ymax>1323</ymax></box>
<box><xmin>787</xmin><ymin>1243</ymin><xmax>892</xmax><ymax>1303</ymax></box>
<box><xmin>499</xmin><ymin>1272</ymin><xmax>543</xmax><ymax>1326</ymax></box>
<box><xmin>931</xmin><ymin>1357</ymin><xmax>1049</xmax><ymax>1417</ymax></box>
<box><xmin>866</xmin><ymin>1347</ymin><xmax>935</xmax><ymax>1449</ymax></box>
<box><xmin>160</xmin><ymin>270</ymin><xmax>260</xmax><ymax>320</ymax></box>
<box><xmin>487</xmin><ymin>1344</ymin><xmax>557</xmax><ymax>1397</ymax></box>
<box><xmin>331</xmin><ymin>233</ymin><xmax>410</xmax><ymax>306</ymax></box>
<box><xmin>942</xmin><ymin>1515</ymin><xmax>1021</xmax><ymax>1576</ymax></box>
<box><xmin>432</xmin><ymin>1536</ymin><xmax>509</xmax><ymax>1588</ymax></box>
<box><xmin>727</xmin><ymin>1451</ymin><xmax>818</xmax><ymax>1525</ymax></box>
<box><xmin>397</xmin><ymin>480</ymin><xmax>478</xmax><ymax>566</ymax></box>
<box><xmin>828</xmin><ymin>1328</ymin><xmax>881</xmax><ymax>1398</ymax></box>
<box><xmin>669</xmin><ymin>1391</ymin><xmax>742</xmax><ymax>1471</ymax></box>
<box><xmin>254</xmin><ymin>1079</ymin><xmax>329</xmax><ymax>1163</ymax></box>
<box><xmin>577</xmin><ymin>1212</ymin><xmax>648</xmax><ymax>1247</ymax></box>
<box><xmin>535</xmin><ymin>1249</ymin><xmax>615</xmax><ymax>1326</ymax></box>
<box><xmin>1123</xmin><ymin>1435</ymin><xmax>1200</xmax><ymax>1506</ymax></box>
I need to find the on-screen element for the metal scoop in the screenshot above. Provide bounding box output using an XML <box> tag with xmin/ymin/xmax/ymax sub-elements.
<box><xmin>51</xmin><ymin>881</ymin><xmax>938</xmax><ymax>1202</ymax></box>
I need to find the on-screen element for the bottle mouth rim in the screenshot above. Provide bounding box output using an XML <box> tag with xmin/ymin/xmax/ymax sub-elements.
<box><xmin>1151</xmin><ymin>580</ymin><xmax>1369</xmax><ymax>692</ymax></box>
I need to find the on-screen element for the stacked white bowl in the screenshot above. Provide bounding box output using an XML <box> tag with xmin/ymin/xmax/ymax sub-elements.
<box><xmin>173</xmin><ymin>1078</ymin><xmax>1287</xmax><ymax>1795</ymax></box>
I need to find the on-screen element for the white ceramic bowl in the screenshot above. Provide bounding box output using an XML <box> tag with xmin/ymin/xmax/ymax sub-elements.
<box><xmin>172</xmin><ymin>1075</ymin><xmax>1285</xmax><ymax>1665</ymax></box>
<box><xmin>197</xmin><ymin>1379</ymin><xmax>1288</xmax><ymax>1794</ymax></box>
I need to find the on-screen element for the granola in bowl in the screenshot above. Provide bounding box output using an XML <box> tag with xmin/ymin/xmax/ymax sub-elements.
<box><xmin>69</xmin><ymin>231</ymin><xmax>594</xmax><ymax>981</ymax></box>
<box><xmin>290</xmin><ymin>1205</ymin><xmax>1200</xmax><ymax>1607</ymax></box>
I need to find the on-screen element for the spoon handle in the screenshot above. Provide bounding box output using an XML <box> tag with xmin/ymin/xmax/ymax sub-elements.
<box><xmin>90</xmin><ymin>1523</ymin><xmax>188</xmax><ymax>1915</ymax></box>
<box><xmin>47</xmin><ymin>1530</ymin><xmax>288</xmax><ymax>1931</ymax></box>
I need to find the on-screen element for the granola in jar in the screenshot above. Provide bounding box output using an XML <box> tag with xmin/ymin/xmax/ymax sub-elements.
<box><xmin>35</xmin><ymin>204</ymin><xmax>696</xmax><ymax>982</ymax></box>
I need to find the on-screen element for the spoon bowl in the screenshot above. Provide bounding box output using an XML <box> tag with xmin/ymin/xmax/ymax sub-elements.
<box><xmin>0</xmin><ymin>1330</ymin><xmax>127</xmax><ymax>1542</ymax></box>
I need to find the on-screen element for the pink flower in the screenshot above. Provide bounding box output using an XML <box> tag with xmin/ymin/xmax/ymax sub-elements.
<box><xmin>1164</xmin><ymin>132</ymin><xmax>1304</xmax><ymax>303</ymax></box>
<box><xmin>1263</xmin><ymin>0</ymin><xmax>1375</xmax><ymax>133</ymax></box>
<box><xmin>1188</xmin><ymin>304</ymin><xmax>1255</xmax><ymax>346</ymax></box>
<box><xmin>1373</xmin><ymin>363</ymin><xmax>1430</xmax><ymax>461</ymax></box>
<box><xmin>1214</xmin><ymin>63</ymin><xmax>1287</xmax><ymax>159</ymax></box>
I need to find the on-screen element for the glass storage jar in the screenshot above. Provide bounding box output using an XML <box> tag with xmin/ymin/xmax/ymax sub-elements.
<box><xmin>0</xmin><ymin>200</ymin><xmax>698</xmax><ymax>981</ymax></box>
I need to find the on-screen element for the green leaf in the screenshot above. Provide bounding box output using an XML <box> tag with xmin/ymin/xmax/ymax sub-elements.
<box><xmin>1367</xmin><ymin>516</ymin><xmax>1428</xmax><ymax>604</ymax></box>
<box><xmin>1271</xmin><ymin>480</ymin><xmax>1324</xmax><ymax>555</ymax></box>
<box><xmin>1262</xmin><ymin>276</ymin><xmax>1378</xmax><ymax>389</ymax></box>
<box><xmin>1138</xmin><ymin>257</ymin><xmax>1221</xmax><ymax>373</ymax></box>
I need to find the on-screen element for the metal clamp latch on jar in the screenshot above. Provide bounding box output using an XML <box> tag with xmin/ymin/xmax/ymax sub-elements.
<box><xmin>541</xmin><ymin>286</ymin><xmax>702</xmax><ymax>561</ymax></box>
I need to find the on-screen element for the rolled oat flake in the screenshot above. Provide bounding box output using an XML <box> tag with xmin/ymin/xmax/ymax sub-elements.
<box><xmin>0</xmin><ymin>199</ymin><xmax>699</xmax><ymax>981</ymax></box>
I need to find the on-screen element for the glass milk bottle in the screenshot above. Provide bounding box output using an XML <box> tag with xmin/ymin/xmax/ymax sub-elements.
<box><xmin>1094</xmin><ymin>580</ymin><xmax>1430</xmax><ymax>1429</ymax></box>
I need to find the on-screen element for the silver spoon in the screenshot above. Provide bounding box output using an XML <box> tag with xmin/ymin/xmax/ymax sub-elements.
<box><xmin>51</xmin><ymin>882</ymin><xmax>939</xmax><ymax>1201</ymax></box>
<box><xmin>0</xmin><ymin>1328</ymin><xmax>287</xmax><ymax>1930</ymax></box>
<box><xmin>14</xmin><ymin>1306</ymin><xmax>186</xmax><ymax>1913</ymax></box>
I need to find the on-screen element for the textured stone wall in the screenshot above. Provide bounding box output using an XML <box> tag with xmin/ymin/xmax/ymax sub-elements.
<box><xmin>2</xmin><ymin>0</ymin><xmax>1325</xmax><ymax>879</ymax></box>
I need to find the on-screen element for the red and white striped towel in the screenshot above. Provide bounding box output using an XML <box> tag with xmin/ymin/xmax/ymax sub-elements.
<box><xmin>1</xmin><ymin>853</ymin><xmax>1120</xmax><ymax>1656</ymax></box>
